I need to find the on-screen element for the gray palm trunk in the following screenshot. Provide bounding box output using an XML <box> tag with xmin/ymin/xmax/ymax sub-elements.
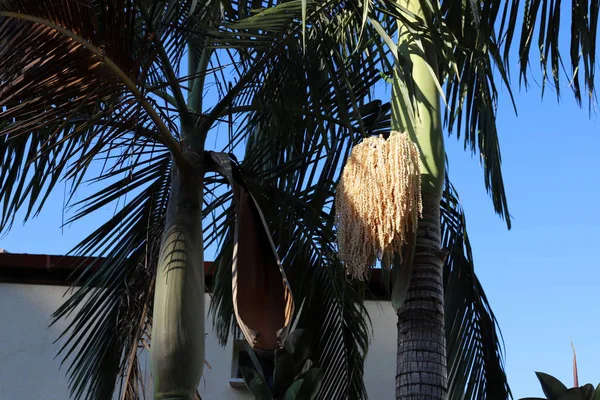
<box><xmin>396</xmin><ymin>195</ymin><xmax>446</xmax><ymax>399</ymax></box>
<box><xmin>392</xmin><ymin>0</ymin><xmax>448</xmax><ymax>398</ymax></box>
<box><xmin>151</xmin><ymin>163</ymin><xmax>205</xmax><ymax>400</ymax></box>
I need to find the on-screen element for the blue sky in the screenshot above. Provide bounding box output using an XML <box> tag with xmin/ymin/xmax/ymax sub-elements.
<box><xmin>2</xmin><ymin>9</ymin><xmax>600</xmax><ymax>400</ymax></box>
<box><xmin>444</xmin><ymin>83</ymin><xmax>600</xmax><ymax>396</ymax></box>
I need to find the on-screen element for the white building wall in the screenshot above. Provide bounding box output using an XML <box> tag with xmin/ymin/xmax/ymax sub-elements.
<box><xmin>0</xmin><ymin>283</ymin><xmax>395</xmax><ymax>399</ymax></box>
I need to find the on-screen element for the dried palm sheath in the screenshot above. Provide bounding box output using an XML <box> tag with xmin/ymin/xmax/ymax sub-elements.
<box><xmin>208</xmin><ymin>152</ymin><xmax>294</xmax><ymax>351</ymax></box>
<box><xmin>335</xmin><ymin>131</ymin><xmax>422</xmax><ymax>280</ymax></box>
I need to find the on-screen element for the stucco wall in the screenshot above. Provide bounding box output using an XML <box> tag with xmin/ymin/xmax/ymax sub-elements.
<box><xmin>0</xmin><ymin>283</ymin><xmax>395</xmax><ymax>399</ymax></box>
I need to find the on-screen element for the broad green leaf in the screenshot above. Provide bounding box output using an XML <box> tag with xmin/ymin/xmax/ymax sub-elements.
<box><xmin>282</xmin><ymin>329</ymin><xmax>312</xmax><ymax>366</ymax></box>
<box><xmin>556</xmin><ymin>388</ymin><xmax>585</xmax><ymax>400</ymax></box>
<box><xmin>282</xmin><ymin>379</ymin><xmax>304</xmax><ymax>400</ymax></box>
<box><xmin>536</xmin><ymin>372</ymin><xmax>569</xmax><ymax>398</ymax></box>
<box><xmin>581</xmin><ymin>384</ymin><xmax>595</xmax><ymax>400</ymax></box>
<box><xmin>295</xmin><ymin>368</ymin><xmax>324</xmax><ymax>400</ymax></box>
<box><xmin>274</xmin><ymin>348</ymin><xmax>295</xmax><ymax>398</ymax></box>
<box><xmin>239</xmin><ymin>364</ymin><xmax>273</xmax><ymax>400</ymax></box>
<box><xmin>297</xmin><ymin>359</ymin><xmax>314</xmax><ymax>378</ymax></box>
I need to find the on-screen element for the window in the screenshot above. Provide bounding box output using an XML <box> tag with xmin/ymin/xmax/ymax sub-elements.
<box><xmin>229</xmin><ymin>338</ymin><xmax>248</xmax><ymax>388</ymax></box>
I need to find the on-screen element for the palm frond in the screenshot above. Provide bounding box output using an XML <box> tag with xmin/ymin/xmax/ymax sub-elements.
<box><xmin>371</xmin><ymin>0</ymin><xmax>512</xmax><ymax>228</ymax></box>
<box><xmin>0</xmin><ymin>2</ymin><xmax>198</xmax><ymax>399</ymax></box>
<box><xmin>201</xmin><ymin>0</ymin><xmax>396</xmax><ymax>131</ymax></box>
<box><xmin>204</xmin><ymin>4</ymin><xmax>394</xmax><ymax>397</ymax></box>
<box><xmin>0</xmin><ymin>0</ymin><xmax>188</xmax><ymax>170</ymax></box>
<box><xmin>433</xmin><ymin>0</ymin><xmax>513</xmax><ymax>228</ymax></box>
<box><xmin>380</xmin><ymin>0</ymin><xmax>599</xmax><ymax>229</ymax></box>
<box><xmin>0</xmin><ymin>2</ymin><xmax>552</xmax><ymax>400</ymax></box>
<box><xmin>441</xmin><ymin>176</ymin><xmax>511</xmax><ymax>400</ymax></box>
<box><xmin>433</xmin><ymin>0</ymin><xmax>598</xmax><ymax>228</ymax></box>
<box><xmin>498</xmin><ymin>0</ymin><xmax>599</xmax><ymax>105</ymax></box>
<box><xmin>51</xmin><ymin>150</ymin><xmax>171</xmax><ymax>400</ymax></box>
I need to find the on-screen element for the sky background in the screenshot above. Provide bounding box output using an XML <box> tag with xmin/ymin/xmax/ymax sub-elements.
<box><xmin>1</xmin><ymin>6</ymin><xmax>600</xmax><ymax>400</ymax></box>
<box><xmin>444</xmin><ymin>84</ymin><xmax>600</xmax><ymax>397</ymax></box>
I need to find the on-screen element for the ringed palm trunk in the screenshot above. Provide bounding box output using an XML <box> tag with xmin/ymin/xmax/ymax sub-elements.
<box><xmin>391</xmin><ymin>1</ymin><xmax>447</xmax><ymax>398</ymax></box>
<box><xmin>151</xmin><ymin>161</ymin><xmax>205</xmax><ymax>400</ymax></box>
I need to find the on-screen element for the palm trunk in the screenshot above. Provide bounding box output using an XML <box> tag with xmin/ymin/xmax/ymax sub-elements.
<box><xmin>151</xmin><ymin>162</ymin><xmax>205</xmax><ymax>400</ymax></box>
<box><xmin>395</xmin><ymin>195</ymin><xmax>446</xmax><ymax>399</ymax></box>
<box><xmin>391</xmin><ymin>0</ymin><xmax>447</xmax><ymax>398</ymax></box>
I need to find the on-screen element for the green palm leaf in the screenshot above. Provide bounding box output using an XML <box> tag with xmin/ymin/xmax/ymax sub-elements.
<box><xmin>0</xmin><ymin>0</ymin><xmax>194</xmax><ymax>237</ymax></box>
<box><xmin>204</xmin><ymin>6</ymin><xmax>393</xmax><ymax>397</ymax></box>
<box><xmin>53</xmin><ymin>175</ymin><xmax>169</xmax><ymax>399</ymax></box>
<box><xmin>49</xmin><ymin>148</ymin><xmax>171</xmax><ymax>399</ymax></box>
<box><xmin>441</xmin><ymin>177</ymin><xmax>512</xmax><ymax>400</ymax></box>
<box><xmin>381</xmin><ymin>0</ymin><xmax>599</xmax><ymax>230</ymax></box>
<box><xmin>0</xmin><ymin>1</ymin><xmax>180</xmax><ymax>398</ymax></box>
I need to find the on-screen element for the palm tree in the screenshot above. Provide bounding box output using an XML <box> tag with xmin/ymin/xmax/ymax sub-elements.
<box><xmin>383</xmin><ymin>1</ymin><xmax>598</xmax><ymax>399</ymax></box>
<box><xmin>201</xmin><ymin>2</ymin><xmax>513</xmax><ymax>400</ymax></box>
<box><xmin>0</xmin><ymin>1</ymin><xmax>383</xmax><ymax>399</ymax></box>
<box><xmin>0</xmin><ymin>1</ymin><xmax>593</xmax><ymax>400</ymax></box>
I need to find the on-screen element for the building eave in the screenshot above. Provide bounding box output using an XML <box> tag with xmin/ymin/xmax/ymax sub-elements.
<box><xmin>0</xmin><ymin>252</ymin><xmax>390</xmax><ymax>299</ymax></box>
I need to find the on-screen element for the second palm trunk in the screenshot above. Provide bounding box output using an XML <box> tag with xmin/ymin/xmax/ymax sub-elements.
<box><xmin>391</xmin><ymin>0</ymin><xmax>447</xmax><ymax>398</ymax></box>
<box><xmin>395</xmin><ymin>195</ymin><xmax>446</xmax><ymax>398</ymax></box>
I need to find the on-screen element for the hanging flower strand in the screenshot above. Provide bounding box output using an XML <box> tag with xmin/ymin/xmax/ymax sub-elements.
<box><xmin>335</xmin><ymin>131</ymin><xmax>422</xmax><ymax>280</ymax></box>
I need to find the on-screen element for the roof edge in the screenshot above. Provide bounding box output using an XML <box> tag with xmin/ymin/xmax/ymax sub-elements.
<box><xmin>0</xmin><ymin>253</ymin><xmax>390</xmax><ymax>299</ymax></box>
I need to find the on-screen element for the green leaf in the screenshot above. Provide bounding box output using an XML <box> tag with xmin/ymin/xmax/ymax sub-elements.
<box><xmin>581</xmin><ymin>384</ymin><xmax>595</xmax><ymax>400</ymax></box>
<box><xmin>273</xmin><ymin>330</ymin><xmax>314</xmax><ymax>399</ymax></box>
<box><xmin>295</xmin><ymin>368</ymin><xmax>324</xmax><ymax>400</ymax></box>
<box><xmin>535</xmin><ymin>372</ymin><xmax>569</xmax><ymax>398</ymax></box>
<box><xmin>282</xmin><ymin>379</ymin><xmax>305</xmax><ymax>400</ymax></box>
<box><xmin>593</xmin><ymin>384</ymin><xmax>600</xmax><ymax>400</ymax></box>
<box><xmin>443</xmin><ymin>178</ymin><xmax>511</xmax><ymax>399</ymax></box>
<box><xmin>298</xmin><ymin>359</ymin><xmax>314</xmax><ymax>377</ymax></box>
<box><xmin>282</xmin><ymin>329</ymin><xmax>312</xmax><ymax>367</ymax></box>
<box><xmin>358</xmin><ymin>0</ymin><xmax>369</xmax><ymax>43</ymax></box>
<box><xmin>556</xmin><ymin>388</ymin><xmax>585</xmax><ymax>400</ymax></box>
<box><xmin>274</xmin><ymin>348</ymin><xmax>296</xmax><ymax>398</ymax></box>
<box><xmin>518</xmin><ymin>398</ymin><xmax>547</xmax><ymax>400</ymax></box>
<box><xmin>239</xmin><ymin>364</ymin><xmax>273</xmax><ymax>400</ymax></box>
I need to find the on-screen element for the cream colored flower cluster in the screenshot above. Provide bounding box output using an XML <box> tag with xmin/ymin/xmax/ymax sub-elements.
<box><xmin>335</xmin><ymin>131</ymin><xmax>422</xmax><ymax>280</ymax></box>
